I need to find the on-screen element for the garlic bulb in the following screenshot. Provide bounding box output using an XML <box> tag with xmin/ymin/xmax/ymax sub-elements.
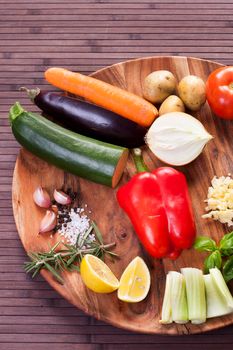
<box><xmin>145</xmin><ymin>112</ymin><xmax>213</xmax><ymax>166</ymax></box>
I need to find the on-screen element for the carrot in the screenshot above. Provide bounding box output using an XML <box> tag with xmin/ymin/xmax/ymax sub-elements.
<box><xmin>44</xmin><ymin>67</ymin><xmax>158</xmax><ymax>127</ymax></box>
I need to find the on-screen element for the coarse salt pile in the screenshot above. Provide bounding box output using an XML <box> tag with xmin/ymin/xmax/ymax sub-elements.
<box><xmin>57</xmin><ymin>207</ymin><xmax>95</xmax><ymax>246</ymax></box>
<box><xmin>202</xmin><ymin>175</ymin><xmax>233</xmax><ymax>227</ymax></box>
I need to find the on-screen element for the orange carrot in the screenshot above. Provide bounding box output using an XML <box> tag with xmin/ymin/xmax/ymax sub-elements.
<box><xmin>45</xmin><ymin>67</ymin><xmax>158</xmax><ymax>127</ymax></box>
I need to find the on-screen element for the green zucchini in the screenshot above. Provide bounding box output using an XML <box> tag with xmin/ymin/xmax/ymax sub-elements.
<box><xmin>9</xmin><ymin>102</ymin><xmax>129</xmax><ymax>187</ymax></box>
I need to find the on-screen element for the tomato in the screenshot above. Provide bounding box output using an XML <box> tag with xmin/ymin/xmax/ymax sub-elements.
<box><xmin>206</xmin><ymin>66</ymin><xmax>233</xmax><ymax>120</ymax></box>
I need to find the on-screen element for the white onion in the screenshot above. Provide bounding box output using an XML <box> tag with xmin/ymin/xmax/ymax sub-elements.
<box><xmin>145</xmin><ymin>112</ymin><xmax>213</xmax><ymax>166</ymax></box>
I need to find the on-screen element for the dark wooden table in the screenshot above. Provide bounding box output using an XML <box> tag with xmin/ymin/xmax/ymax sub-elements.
<box><xmin>1</xmin><ymin>0</ymin><xmax>233</xmax><ymax>349</ymax></box>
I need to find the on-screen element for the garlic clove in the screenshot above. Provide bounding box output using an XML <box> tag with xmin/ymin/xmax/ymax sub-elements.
<box><xmin>145</xmin><ymin>112</ymin><xmax>213</xmax><ymax>166</ymax></box>
<box><xmin>53</xmin><ymin>189</ymin><xmax>72</xmax><ymax>205</ymax></box>
<box><xmin>33</xmin><ymin>186</ymin><xmax>51</xmax><ymax>208</ymax></box>
<box><xmin>39</xmin><ymin>210</ymin><xmax>57</xmax><ymax>234</ymax></box>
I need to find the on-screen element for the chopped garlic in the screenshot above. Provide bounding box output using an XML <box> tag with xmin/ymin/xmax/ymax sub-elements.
<box><xmin>202</xmin><ymin>175</ymin><xmax>233</xmax><ymax>226</ymax></box>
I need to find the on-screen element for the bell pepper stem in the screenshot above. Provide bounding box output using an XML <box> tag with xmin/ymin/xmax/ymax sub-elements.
<box><xmin>132</xmin><ymin>148</ymin><xmax>149</xmax><ymax>173</ymax></box>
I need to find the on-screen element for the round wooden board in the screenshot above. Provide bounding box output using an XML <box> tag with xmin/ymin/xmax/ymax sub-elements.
<box><xmin>12</xmin><ymin>56</ymin><xmax>233</xmax><ymax>335</ymax></box>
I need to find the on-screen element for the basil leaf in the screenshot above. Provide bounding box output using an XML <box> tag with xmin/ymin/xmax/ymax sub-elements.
<box><xmin>204</xmin><ymin>250</ymin><xmax>222</xmax><ymax>273</ymax></box>
<box><xmin>220</xmin><ymin>232</ymin><xmax>233</xmax><ymax>256</ymax></box>
<box><xmin>223</xmin><ymin>256</ymin><xmax>233</xmax><ymax>282</ymax></box>
<box><xmin>194</xmin><ymin>236</ymin><xmax>217</xmax><ymax>252</ymax></box>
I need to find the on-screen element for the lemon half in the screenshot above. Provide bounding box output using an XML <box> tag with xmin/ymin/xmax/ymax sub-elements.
<box><xmin>117</xmin><ymin>256</ymin><xmax>151</xmax><ymax>303</ymax></box>
<box><xmin>80</xmin><ymin>254</ymin><xmax>119</xmax><ymax>293</ymax></box>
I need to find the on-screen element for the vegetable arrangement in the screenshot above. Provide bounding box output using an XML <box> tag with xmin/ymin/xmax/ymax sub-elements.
<box><xmin>25</xmin><ymin>226</ymin><xmax>116</xmax><ymax>284</ymax></box>
<box><xmin>140</xmin><ymin>69</ymin><xmax>212</xmax><ymax>166</ymax></box>
<box><xmin>21</xmin><ymin>87</ymin><xmax>147</xmax><ymax>148</ymax></box>
<box><xmin>143</xmin><ymin>70</ymin><xmax>206</xmax><ymax>114</ymax></box>
<box><xmin>9</xmin><ymin>102</ymin><xmax>128</xmax><ymax>188</ymax></box>
<box><xmin>45</xmin><ymin>67</ymin><xmax>158</xmax><ymax>127</ymax></box>
<box><xmin>8</xmin><ymin>62</ymin><xmax>233</xmax><ymax>326</ymax></box>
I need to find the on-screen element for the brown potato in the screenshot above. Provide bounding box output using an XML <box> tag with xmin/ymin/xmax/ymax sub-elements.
<box><xmin>159</xmin><ymin>95</ymin><xmax>185</xmax><ymax>115</ymax></box>
<box><xmin>177</xmin><ymin>75</ymin><xmax>206</xmax><ymax>111</ymax></box>
<box><xmin>143</xmin><ymin>70</ymin><xmax>177</xmax><ymax>104</ymax></box>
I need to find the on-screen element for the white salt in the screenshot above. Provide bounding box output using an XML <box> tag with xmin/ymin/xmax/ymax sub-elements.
<box><xmin>57</xmin><ymin>208</ymin><xmax>94</xmax><ymax>246</ymax></box>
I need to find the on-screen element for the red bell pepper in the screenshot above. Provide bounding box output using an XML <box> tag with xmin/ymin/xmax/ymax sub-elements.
<box><xmin>116</xmin><ymin>149</ymin><xmax>196</xmax><ymax>259</ymax></box>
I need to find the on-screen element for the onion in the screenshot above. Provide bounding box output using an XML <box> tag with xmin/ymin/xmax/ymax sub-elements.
<box><xmin>145</xmin><ymin>112</ymin><xmax>213</xmax><ymax>166</ymax></box>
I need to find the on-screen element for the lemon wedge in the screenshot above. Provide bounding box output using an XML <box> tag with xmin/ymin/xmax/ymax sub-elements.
<box><xmin>80</xmin><ymin>254</ymin><xmax>119</xmax><ymax>293</ymax></box>
<box><xmin>117</xmin><ymin>256</ymin><xmax>151</xmax><ymax>302</ymax></box>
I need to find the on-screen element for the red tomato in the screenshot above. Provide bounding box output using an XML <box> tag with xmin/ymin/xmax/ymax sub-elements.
<box><xmin>206</xmin><ymin>66</ymin><xmax>233</xmax><ymax>120</ymax></box>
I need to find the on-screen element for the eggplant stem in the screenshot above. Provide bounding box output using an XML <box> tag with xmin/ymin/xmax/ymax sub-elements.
<box><xmin>19</xmin><ymin>86</ymin><xmax>40</xmax><ymax>102</ymax></box>
<box><xmin>132</xmin><ymin>148</ymin><xmax>149</xmax><ymax>173</ymax></box>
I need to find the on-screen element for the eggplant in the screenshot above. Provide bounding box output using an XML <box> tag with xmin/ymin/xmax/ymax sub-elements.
<box><xmin>20</xmin><ymin>87</ymin><xmax>147</xmax><ymax>148</ymax></box>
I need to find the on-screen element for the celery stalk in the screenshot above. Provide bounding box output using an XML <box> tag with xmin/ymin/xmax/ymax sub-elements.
<box><xmin>204</xmin><ymin>274</ymin><xmax>233</xmax><ymax>318</ymax></box>
<box><xmin>159</xmin><ymin>273</ymin><xmax>172</xmax><ymax>324</ymax></box>
<box><xmin>181</xmin><ymin>268</ymin><xmax>206</xmax><ymax>324</ymax></box>
<box><xmin>169</xmin><ymin>271</ymin><xmax>188</xmax><ymax>324</ymax></box>
<box><xmin>209</xmin><ymin>268</ymin><xmax>233</xmax><ymax>309</ymax></box>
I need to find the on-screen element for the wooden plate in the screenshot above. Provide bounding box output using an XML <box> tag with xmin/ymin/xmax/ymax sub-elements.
<box><xmin>12</xmin><ymin>56</ymin><xmax>233</xmax><ymax>335</ymax></box>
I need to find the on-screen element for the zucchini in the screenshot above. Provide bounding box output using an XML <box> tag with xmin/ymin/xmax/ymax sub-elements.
<box><xmin>9</xmin><ymin>102</ymin><xmax>128</xmax><ymax>187</ymax></box>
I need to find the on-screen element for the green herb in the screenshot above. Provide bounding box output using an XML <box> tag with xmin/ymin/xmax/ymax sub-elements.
<box><xmin>194</xmin><ymin>236</ymin><xmax>217</xmax><ymax>252</ymax></box>
<box><xmin>92</xmin><ymin>221</ymin><xmax>103</xmax><ymax>244</ymax></box>
<box><xmin>222</xmin><ymin>256</ymin><xmax>233</xmax><ymax>282</ymax></box>
<box><xmin>204</xmin><ymin>250</ymin><xmax>222</xmax><ymax>273</ymax></box>
<box><xmin>219</xmin><ymin>232</ymin><xmax>233</xmax><ymax>256</ymax></box>
<box><xmin>24</xmin><ymin>223</ymin><xmax>116</xmax><ymax>284</ymax></box>
<box><xmin>194</xmin><ymin>232</ymin><xmax>233</xmax><ymax>282</ymax></box>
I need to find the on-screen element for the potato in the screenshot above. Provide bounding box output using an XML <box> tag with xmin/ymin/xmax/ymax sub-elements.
<box><xmin>143</xmin><ymin>70</ymin><xmax>177</xmax><ymax>104</ymax></box>
<box><xmin>159</xmin><ymin>95</ymin><xmax>185</xmax><ymax>115</ymax></box>
<box><xmin>177</xmin><ymin>75</ymin><xmax>206</xmax><ymax>111</ymax></box>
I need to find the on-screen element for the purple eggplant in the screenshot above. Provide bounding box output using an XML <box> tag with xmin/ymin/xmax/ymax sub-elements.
<box><xmin>20</xmin><ymin>87</ymin><xmax>147</xmax><ymax>148</ymax></box>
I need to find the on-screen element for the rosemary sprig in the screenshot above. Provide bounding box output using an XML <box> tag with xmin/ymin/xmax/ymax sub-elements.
<box><xmin>24</xmin><ymin>222</ymin><xmax>116</xmax><ymax>284</ymax></box>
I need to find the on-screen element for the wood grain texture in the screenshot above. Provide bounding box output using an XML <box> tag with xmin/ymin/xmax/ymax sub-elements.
<box><xmin>2</xmin><ymin>0</ymin><xmax>233</xmax><ymax>348</ymax></box>
<box><xmin>11</xmin><ymin>56</ymin><xmax>232</xmax><ymax>335</ymax></box>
